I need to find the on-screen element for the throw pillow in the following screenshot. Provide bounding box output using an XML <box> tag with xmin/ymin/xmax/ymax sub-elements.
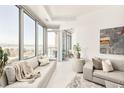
<box><xmin>26</xmin><ymin>57</ymin><xmax>39</xmax><ymax>69</ymax></box>
<box><xmin>102</xmin><ymin>59</ymin><xmax>114</xmax><ymax>72</ymax></box>
<box><xmin>5</xmin><ymin>66</ymin><xmax>16</xmax><ymax>85</ymax></box>
<box><xmin>38</xmin><ymin>57</ymin><xmax>50</xmax><ymax>66</ymax></box>
<box><xmin>0</xmin><ymin>71</ymin><xmax>8</xmax><ymax>87</ymax></box>
<box><xmin>92</xmin><ymin>57</ymin><xmax>102</xmax><ymax>70</ymax></box>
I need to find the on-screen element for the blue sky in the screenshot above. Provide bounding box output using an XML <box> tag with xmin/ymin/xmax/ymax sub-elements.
<box><xmin>0</xmin><ymin>5</ymin><xmax>44</xmax><ymax>45</ymax></box>
<box><xmin>0</xmin><ymin>5</ymin><xmax>54</xmax><ymax>46</ymax></box>
<box><xmin>0</xmin><ymin>5</ymin><xmax>18</xmax><ymax>44</ymax></box>
<box><xmin>24</xmin><ymin>13</ymin><xmax>35</xmax><ymax>45</ymax></box>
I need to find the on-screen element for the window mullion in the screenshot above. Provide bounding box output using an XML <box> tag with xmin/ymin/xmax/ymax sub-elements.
<box><xmin>19</xmin><ymin>8</ymin><xmax>24</xmax><ymax>60</ymax></box>
<box><xmin>35</xmin><ymin>21</ymin><xmax>38</xmax><ymax>56</ymax></box>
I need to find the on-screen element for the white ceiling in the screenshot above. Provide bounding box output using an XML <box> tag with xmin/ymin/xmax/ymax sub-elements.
<box><xmin>24</xmin><ymin>5</ymin><xmax>60</xmax><ymax>28</ymax></box>
<box><xmin>44</xmin><ymin>5</ymin><xmax>108</xmax><ymax>21</ymax></box>
<box><xmin>25</xmin><ymin>5</ymin><xmax>110</xmax><ymax>28</ymax></box>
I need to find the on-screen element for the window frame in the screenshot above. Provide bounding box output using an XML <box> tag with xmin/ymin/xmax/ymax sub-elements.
<box><xmin>17</xmin><ymin>5</ymin><xmax>47</xmax><ymax>60</ymax></box>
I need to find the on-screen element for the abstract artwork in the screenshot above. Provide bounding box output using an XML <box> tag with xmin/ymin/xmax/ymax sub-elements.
<box><xmin>100</xmin><ymin>26</ymin><xmax>124</xmax><ymax>55</ymax></box>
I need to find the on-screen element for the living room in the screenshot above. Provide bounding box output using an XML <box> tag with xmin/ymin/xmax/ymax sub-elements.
<box><xmin>0</xmin><ymin>1</ymin><xmax>124</xmax><ymax>93</ymax></box>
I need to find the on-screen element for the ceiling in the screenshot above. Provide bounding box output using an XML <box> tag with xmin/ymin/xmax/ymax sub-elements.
<box><xmin>24</xmin><ymin>5</ymin><xmax>60</xmax><ymax>28</ymax></box>
<box><xmin>25</xmin><ymin>5</ymin><xmax>110</xmax><ymax>28</ymax></box>
<box><xmin>44</xmin><ymin>5</ymin><xmax>108</xmax><ymax>21</ymax></box>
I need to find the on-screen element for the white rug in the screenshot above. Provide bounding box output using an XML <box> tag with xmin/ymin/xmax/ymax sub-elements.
<box><xmin>66</xmin><ymin>74</ymin><xmax>105</xmax><ymax>88</ymax></box>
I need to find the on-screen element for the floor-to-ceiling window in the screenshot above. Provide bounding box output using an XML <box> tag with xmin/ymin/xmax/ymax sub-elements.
<box><xmin>48</xmin><ymin>31</ymin><xmax>57</xmax><ymax>59</ymax></box>
<box><xmin>62</xmin><ymin>30</ymin><xmax>72</xmax><ymax>60</ymax></box>
<box><xmin>38</xmin><ymin>24</ymin><xmax>43</xmax><ymax>55</ymax></box>
<box><xmin>24</xmin><ymin>13</ymin><xmax>35</xmax><ymax>59</ymax></box>
<box><xmin>0</xmin><ymin>6</ymin><xmax>19</xmax><ymax>62</ymax></box>
<box><xmin>0</xmin><ymin>5</ymin><xmax>46</xmax><ymax>61</ymax></box>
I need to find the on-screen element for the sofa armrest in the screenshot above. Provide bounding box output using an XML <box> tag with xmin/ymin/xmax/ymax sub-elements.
<box><xmin>0</xmin><ymin>86</ymin><xmax>3</xmax><ymax>88</ymax></box>
<box><xmin>83</xmin><ymin>61</ymin><xmax>93</xmax><ymax>81</ymax></box>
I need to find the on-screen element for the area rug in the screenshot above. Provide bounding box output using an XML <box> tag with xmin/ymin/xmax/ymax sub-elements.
<box><xmin>66</xmin><ymin>74</ymin><xmax>105</xmax><ymax>88</ymax></box>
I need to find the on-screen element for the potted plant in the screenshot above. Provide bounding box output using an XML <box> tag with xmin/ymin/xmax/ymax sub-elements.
<box><xmin>0</xmin><ymin>46</ymin><xmax>8</xmax><ymax>78</ymax></box>
<box><xmin>73</xmin><ymin>43</ymin><xmax>81</xmax><ymax>59</ymax></box>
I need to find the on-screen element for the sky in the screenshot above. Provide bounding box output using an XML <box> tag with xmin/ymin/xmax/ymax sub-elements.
<box><xmin>0</xmin><ymin>5</ymin><xmax>44</xmax><ymax>45</ymax></box>
<box><xmin>0</xmin><ymin>5</ymin><xmax>18</xmax><ymax>44</ymax></box>
<box><xmin>48</xmin><ymin>32</ymin><xmax>55</xmax><ymax>47</ymax></box>
<box><xmin>24</xmin><ymin>13</ymin><xmax>35</xmax><ymax>45</ymax></box>
<box><xmin>0</xmin><ymin>5</ymin><xmax>55</xmax><ymax>47</ymax></box>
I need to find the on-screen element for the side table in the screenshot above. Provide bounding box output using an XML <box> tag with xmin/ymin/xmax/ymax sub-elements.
<box><xmin>72</xmin><ymin>58</ymin><xmax>85</xmax><ymax>73</ymax></box>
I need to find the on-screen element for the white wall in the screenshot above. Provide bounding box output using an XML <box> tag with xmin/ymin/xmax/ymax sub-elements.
<box><xmin>75</xmin><ymin>6</ymin><xmax>124</xmax><ymax>60</ymax></box>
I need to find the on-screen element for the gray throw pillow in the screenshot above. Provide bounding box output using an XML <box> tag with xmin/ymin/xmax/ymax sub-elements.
<box><xmin>92</xmin><ymin>58</ymin><xmax>102</xmax><ymax>70</ymax></box>
<box><xmin>5</xmin><ymin>66</ymin><xmax>16</xmax><ymax>85</ymax></box>
<box><xmin>0</xmin><ymin>71</ymin><xmax>8</xmax><ymax>87</ymax></box>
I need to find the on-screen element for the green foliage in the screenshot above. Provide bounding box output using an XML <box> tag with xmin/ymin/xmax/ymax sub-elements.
<box><xmin>0</xmin><ymin>46</ymin><xmax>9</xmax><ymax>77</ymax></box>
<box><xmin>73</xmin><ymin>43</ymin><xmax>81</xmax><ymax>52</ymax></box>
<box><xmin>3</xmin><ymin>53</ymin><xmax>8</xmax><ymax>65</ymax></box>
<box><xmin>0</xmin><ymin>47</ymin><xmax>3</xmax><ymax>60</ymax></box>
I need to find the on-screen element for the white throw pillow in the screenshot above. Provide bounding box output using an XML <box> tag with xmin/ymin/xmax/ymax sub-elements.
<box><xmin>26</xmin><ymin>57</ymin><xmax>39</xmax><ymax>69</ymax></box>
<box><xmin>102</xmin><ymin>59</ymin><xmax>113</xmax><ymax>72</ymax></box>
<box><xmin>38</xmin><ymin>57</ymin><xmax>50</xmax><ymax>66</ymax></box>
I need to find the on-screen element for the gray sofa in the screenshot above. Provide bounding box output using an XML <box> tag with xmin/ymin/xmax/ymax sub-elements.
<box><xmin>0</xmin><ymin>57</ymin><xmax>57</xmax><ymax>88</ymax></box>
<box><xmin>83</xmin><ymin>58</ymin><xmax>124</xmax><ymax>87</ymax></box>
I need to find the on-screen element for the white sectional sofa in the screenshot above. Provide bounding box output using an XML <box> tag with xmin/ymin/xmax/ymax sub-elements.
<box><xmin>0</xmin><ymin>57</ymin><xmax>57</xmax><ymax>88</ymax></box>
<box><xmin>83</xmin><ymin>58</ymin><xmax>124</xmax><ymax>87</ymax></box>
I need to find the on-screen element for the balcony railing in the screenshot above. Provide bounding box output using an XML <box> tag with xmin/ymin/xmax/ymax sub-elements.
<box><xmin>48</xmin><ymin>47</ymin><xmax>57</xmax><ymax>59</ymax></box>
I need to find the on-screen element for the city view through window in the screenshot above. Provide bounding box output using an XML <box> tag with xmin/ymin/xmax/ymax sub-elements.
<box><xmin>0</xmin><ymin>6</ymin><xmax>19</xmax><ymax>62</ymax></box>
<box><xmin>0</xmin><ymin>5</ymin><xmax>60</xmax><ymax>62</ymax></box>
<box><xmin>38</xmin><ymin>24</ymin><xmax>43</xmax><ymax>55</ymax></box>
<box><xmin>0</xmin><ymin>6</ymin><xmax>44</xmax><ymax>62</ymax></box>
<box><xmin>24</xmin><ymin>13</ymin><xmax>35</xmax><ymax>59</ymax></box>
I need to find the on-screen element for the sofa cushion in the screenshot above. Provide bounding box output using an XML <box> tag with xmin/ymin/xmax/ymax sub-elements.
<box><xmin>110</xmin><ymin>59</ymin><xmax>124</xmax><ymax>72</ymax></box>
<box><xmin>26</xmin><ymin>57</ymin><xmax>39</xmax><ymax>69</ymax></box>
<box><xmin>99</xmin><ymin>58</ymin><xmax>124</xmax><ymax>72</ymax></box>
<box><xmin>93</xmin><ymin>70</ymin><xmax>124</xmax><ymax>85</ymax></box>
